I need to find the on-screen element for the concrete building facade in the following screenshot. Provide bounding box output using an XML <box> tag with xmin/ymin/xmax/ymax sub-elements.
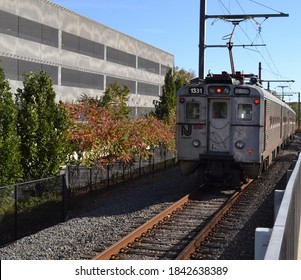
<box><xmin>0</xmin><ymin>0</ymin><xmax>174</xmax><ymax>116</ymax></box>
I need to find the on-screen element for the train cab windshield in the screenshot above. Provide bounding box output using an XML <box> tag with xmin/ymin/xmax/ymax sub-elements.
<box><xmin>212</xmin><ymin>102</ymin><xmax>227</xmax><ymax>119</ymax></box>
<box><xmin>237</xmin><ymin>104</ymin><xmax>253</xmax><ymax>121</ymax></box>
<box><xmin>186</xmin><ymin>102</ymin><xmax>200</xmax><ymax>119</ymax></box>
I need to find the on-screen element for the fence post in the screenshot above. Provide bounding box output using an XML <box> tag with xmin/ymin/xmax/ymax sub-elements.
<box><xmin>67</xmin><ymin>165</ymin><xmax>71</xmax><ymax>193</ymax></box>
<box><xmin>62</xmin><ymin>172</ymin><xmax>69</xmax><ymax>222</ymax></box>
<box><xmin>122</xmin><ymin>162</ymin><xmax>125</xmax><ymax>183</ymax></box>
<box><xmin>152</xmin><ymin>147</ymin><xmax>155</xmax><ymax>174</ymax></box>
<box><xmin>89</xmin><ymin>167</ymin><xmax>93</xmax><ymax>195</ymax></box>
<box><xmin>148</xmin><ymin>151</ymin><xmax>152</xmax><ymax>174</ymax></box>
<box><xmin>139</xmin><ymin>156</ymin><xmax>142</xmax><ymax>177</ymax></box>
<box><xmin>107</xmin><ymin>164</ymin><xmax>110</xmax><ymax>189</ymax></box>
<box><xmin>164</xmin><ymin>146</ymin><xmax>167</xmax><ymax>170</ymax></box>
<box><xmin>14</xmin><ymin>185</ymin><xmax>18</xmax><ymax>241</ymax></box>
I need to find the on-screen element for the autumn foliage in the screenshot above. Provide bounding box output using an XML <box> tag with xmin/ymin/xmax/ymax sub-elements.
<box><xmin>65</xmin><ymin>102</ymin><xmax>175</xmax><ymax>168</ymax></box>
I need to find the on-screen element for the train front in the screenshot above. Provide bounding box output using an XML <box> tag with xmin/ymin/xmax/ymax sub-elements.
<box><xmin>176</xmin><ymin>72</ymin><xmax>264</xmax><ymax>187</ymax></box>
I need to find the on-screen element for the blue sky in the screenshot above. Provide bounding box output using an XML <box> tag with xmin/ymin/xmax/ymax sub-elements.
<box><xmin>50</xmin><ymin>0</ymin><xmax>301</xmax><ymax>102</ymax></box>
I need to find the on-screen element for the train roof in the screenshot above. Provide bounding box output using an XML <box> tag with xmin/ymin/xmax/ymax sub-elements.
<box><xmin>190</xmin><ymin>71</ymin><xmax>261</xmax><ymax>86</ymax></box>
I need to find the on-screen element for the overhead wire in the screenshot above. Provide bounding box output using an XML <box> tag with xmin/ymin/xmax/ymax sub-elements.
<box><xmin>249</xmin><ymin>0</ymin><xmax>283</xmax><ymax>14</ymax></box>
<box><xmin>246</xmin><ymin>0</ymin><xmax>287</xmax><ymax>80</ymax></box>
<box><xmin>215</xmin><ymin>0</ymin><xmax>286</xmax><ymax>80</ymax></box>
<box><xmin>217</xmin><ymin>0</ymin><xmax>261</xmax><ymax>70</ymax></box>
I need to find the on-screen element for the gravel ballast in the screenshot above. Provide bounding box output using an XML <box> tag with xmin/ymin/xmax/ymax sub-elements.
<box><xmin>0</xmin><ymin>167</ymin><xmax>199</xmax><ymax>260</ymax></box>
<box><xmin>1</xmin><ymin>135</ymin><xmax>300</xmax><ymax>260</ymax></box>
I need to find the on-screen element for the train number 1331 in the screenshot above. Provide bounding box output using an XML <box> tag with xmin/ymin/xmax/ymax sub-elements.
<box><xmin>189</xmin><ymin>87</ymin><xmax>203</xmax><ymax>94</ymax></box>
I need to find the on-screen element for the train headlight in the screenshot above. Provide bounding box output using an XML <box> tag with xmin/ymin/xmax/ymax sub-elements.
<box><xmin>208</xmin><ymin>86</ymin><xmax>230</xmax><ymax>95</ymax></box>
<box><xmin>192</xmin><ymin>139</ymin><xmax>201</xmax><ymax>148</ymax></box>
<box><xmin>235</xmin><ymin>140</ymin><xmax>245</xmax><ymax>149</ymax></box>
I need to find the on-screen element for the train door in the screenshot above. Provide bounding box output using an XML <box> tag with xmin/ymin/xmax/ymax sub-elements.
<box><xmin>208</xmin><ymin>99</ymin><xmax>230</xmax><ymax>152</ymax></box>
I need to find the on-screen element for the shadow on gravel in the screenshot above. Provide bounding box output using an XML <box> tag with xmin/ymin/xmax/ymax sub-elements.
<box><xmin>70</xmin><ymin>167</ymin><xmax>200</xmax><ymax>218</ymax></box>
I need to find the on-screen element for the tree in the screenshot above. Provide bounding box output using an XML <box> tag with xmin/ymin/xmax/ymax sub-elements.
<box><xmin>78</xmin><ymin>92</ymin><xmax>102</xmax><ymax>108</ymax></box>
<box><xmin>65</xmin><ymin>101</ymin><xmax>175</xmax><ymax>168</ymax></box>
<box><xmin>153</xmin><ymin>68</ymin><xmax>176</xmax><ymax>122</ymax></box>
<box><xmin>16</xmin><ymin>70</ymin><xmax>70</xmax><ymax>180</ymax></box>
<box><xmin>174</xmin><ymin>68</ymin><xmax>195</xmax><ymax>90</ymax></box>
<box><xmin>0</xmin><ymin>66</ymin><xmax>22</xmax><ymax>185</ymax></box>
<box><xmin>100</xmin><ymin>81</ymin><xmax>131</xmax><ymax>118</ymax></box>
<box><xmin>154</xmin><ymin>67</ymin><xmax>195</xmax><ymax>122</ymax></box>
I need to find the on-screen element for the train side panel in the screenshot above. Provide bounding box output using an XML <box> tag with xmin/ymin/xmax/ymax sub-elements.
<box><xmin>262</xmin><ymin>93</ymin><xmax>296</xmax><ymax>167</ymax></box>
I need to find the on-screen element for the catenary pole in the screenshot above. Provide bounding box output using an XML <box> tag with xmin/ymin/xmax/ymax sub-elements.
<box><xmin>198</xmin><ymin>0</ymin><xmax>289</xmax><ymax>79</ymax></box>
<box><xmin>199</xmin><ymin>0</ymin><xmax>206</xmax><ymax>79</ymax></box>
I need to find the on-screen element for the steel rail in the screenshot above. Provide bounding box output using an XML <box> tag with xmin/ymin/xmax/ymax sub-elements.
<box><xmin>92</xmin><ymin>191</ymin><xmax>195</xmax><ymax>260</ymax></box>
<box><xmin>176</xmin><ymin>180</ymin><xmax>253</xmax><ymax>260</ymax></box>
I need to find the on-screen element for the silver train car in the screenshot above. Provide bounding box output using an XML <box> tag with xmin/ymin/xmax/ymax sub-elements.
<box><xmin>176</xmin><ymin>72</ymin><xmax>296</xmax><ymax>187</ymax></box>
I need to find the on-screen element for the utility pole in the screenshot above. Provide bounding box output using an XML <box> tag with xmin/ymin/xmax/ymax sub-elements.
<box><xmin>199</xmin><ymin>0</ymin><xmax>206</xmax><ymax>79</ymax></box>
<box><xmin>199</xmin><ymin>0</ymin><xmax>289</xmax><ymax>79</ymax></box>
<box><xmin>258</xmin><ymin>62</ymin><xmax>262</xmax><ymax>81</ymax></box>
<box><xmin>277</xmin><ymin>85</ymin><xmax>289</xmax><ymax>100</ymax></box>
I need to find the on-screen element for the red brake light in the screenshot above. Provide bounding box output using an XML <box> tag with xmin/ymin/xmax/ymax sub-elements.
<box><xmin>254</xmin><ymin>99</ymin><xmax>260</xmax><ymax>105</ymax></box>
<box><xmin>180</xmin><ymin>97</ymin><xmax>185</xmax><ymax>103</ymax></box>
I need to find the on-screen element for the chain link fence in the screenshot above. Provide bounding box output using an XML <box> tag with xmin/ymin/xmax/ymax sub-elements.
<box><xmin>66</xmin><ymin>146</ymin><xmax>176</xmax><ymax>196</ymax></box>
<box><xmin>0</xmin><ymin>176</ymin><xmax>67</xmax><ymax>246</ymax></box>
<box><xmin>0</xmin><ymin>147</ymin><xmax>176</xmax><ymax>246</ymax></box>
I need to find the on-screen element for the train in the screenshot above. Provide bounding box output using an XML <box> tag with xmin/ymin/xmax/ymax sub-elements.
<box><xmin>176</xmin><ymin>71</ymin><xmax>296</xmax><ymax>187</ymax></box>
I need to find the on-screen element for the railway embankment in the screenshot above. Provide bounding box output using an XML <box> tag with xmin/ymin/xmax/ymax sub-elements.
<box><xmin>0</xmin><ymin>135</ymin><xmax>300</xmax><ymax>260</ymax></box>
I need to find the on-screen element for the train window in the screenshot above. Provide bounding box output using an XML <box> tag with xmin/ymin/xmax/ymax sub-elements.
<box><xmin>186</xmin><ymin>102</ymin><xmax>200</xmax><ymax>119</ymax></box>
<box><xmin>238</xmin><ymin>104</ymin><xmax>252</xmax><ymax>121</ymax></box>
<box><xmin>212</xmin><ymin>102</ymin><xmax>227</xmax><ymax>119</ymax></box>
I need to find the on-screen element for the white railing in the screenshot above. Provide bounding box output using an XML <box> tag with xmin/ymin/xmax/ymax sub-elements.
<box><xmin>255</xmin><ymin>153</ymin><xmax>301</xmax><ymax>259</ymax></box>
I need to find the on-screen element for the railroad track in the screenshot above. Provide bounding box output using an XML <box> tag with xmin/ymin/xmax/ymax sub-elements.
<box><xmin>92</xmin><ymin>180</ymin><xmax>253</xmax><ymax>260</ymax></box>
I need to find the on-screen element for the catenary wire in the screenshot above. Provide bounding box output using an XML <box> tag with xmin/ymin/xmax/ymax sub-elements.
<box><xmin>215</xmin><ymin>0</ymin><xmax>287</xmax><ymax>80</ymax></box>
